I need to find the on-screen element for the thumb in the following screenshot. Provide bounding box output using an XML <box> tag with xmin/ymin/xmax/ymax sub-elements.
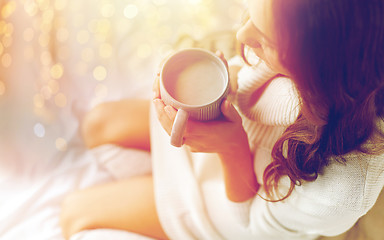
<box><xmin>221</xmin><ymin>100</ymin><xmax>241</xmax><ymax>122</ymax></box>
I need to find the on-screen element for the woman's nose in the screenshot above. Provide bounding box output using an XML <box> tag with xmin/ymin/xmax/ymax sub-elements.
<box><xmin>236</xmin><ymin>20</ymin><xmax>261</xmax><ymax>49</ymax></box>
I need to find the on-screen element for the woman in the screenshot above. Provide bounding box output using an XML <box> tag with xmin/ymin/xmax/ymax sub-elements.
<box><xmin>60</xmin><ymin>0</ymin><xmax>384</xmax><ymax>239</ymax></box>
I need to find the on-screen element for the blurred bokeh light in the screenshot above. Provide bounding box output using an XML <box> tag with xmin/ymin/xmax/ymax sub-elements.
<box><xmin>0</xmin><ymin>0</ymin><xmax>245</xmax><ymax>152</ymax></box>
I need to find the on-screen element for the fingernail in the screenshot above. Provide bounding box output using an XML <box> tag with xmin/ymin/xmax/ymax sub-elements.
<box><xmin>222</xmin><ymin>99</ymin><xmax>231</xmax><ymax>111</ymax></box>
<box><xmin>153</xmin><ymin>98</ymin><xmax>161</xmax><ymax>106</ymax></box>
<box><xmin>164</xmin><ymin>106</ymin><xmax>174</xmax><ymax>118</ymax></box>
<box><xmin>226</xmin><ymin>100</ymin><xmax>232</xmax><ymax>109</ymax></box>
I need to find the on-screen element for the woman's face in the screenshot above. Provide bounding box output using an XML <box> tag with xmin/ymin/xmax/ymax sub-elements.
<box><xmin>236</xmin><ymin>0</ymin><xmax>289</xmax><ymax>75</ymax></box>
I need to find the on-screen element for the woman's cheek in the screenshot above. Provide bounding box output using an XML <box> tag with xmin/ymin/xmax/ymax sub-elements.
<box><xmin>264</xmin><ymin>49</ymin><xmax>290</xmax><ymax>75</ymax></box>
<box><xmin>252</xmin><ymin>48</ymin><xmax>266</xmax><ymax>63</ymax></box>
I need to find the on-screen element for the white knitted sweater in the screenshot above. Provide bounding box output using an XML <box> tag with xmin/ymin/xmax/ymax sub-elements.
<box><xmin>150</xmin><ymin>57</ymin><xmax>384</xmax><ymax>240</ymax></box>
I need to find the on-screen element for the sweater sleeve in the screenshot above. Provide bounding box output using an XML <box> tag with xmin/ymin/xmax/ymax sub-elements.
<box><xmin>223</xmin><ymin>181</ymin><xmax>360</xmax><ymax>239</ymax></box>
<box><xmin>224</xmin><ymin>187</ymin><xmax>321</xmax><ymax>239</ymax></box>
<box><xmin>225</xmin><ymin>150</ymin><xmax>384</xmax><ymax>239</ymax></box>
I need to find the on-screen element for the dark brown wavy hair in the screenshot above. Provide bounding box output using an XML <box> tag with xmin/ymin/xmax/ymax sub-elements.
<box><xmin>245</xmin><ymin>0</ymin><xmax>384</xmax><ymax>200</ymax></box>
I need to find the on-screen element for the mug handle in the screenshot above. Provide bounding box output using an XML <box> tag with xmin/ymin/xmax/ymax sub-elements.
<box><xmin>170</xmin><ymin>109</ymin><xmax>189</xmax><ymax>147</ymax></box>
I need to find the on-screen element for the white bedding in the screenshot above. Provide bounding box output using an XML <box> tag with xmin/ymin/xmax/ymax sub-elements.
<box><xmin>0</xmin><ymin>141</ymin><xmax>154</xmax><ymax>240</ymax></box>
<box><xmin>0</xmin><ymin>0</ymin><xmax>242</xmax><ymax>239</ymax></box>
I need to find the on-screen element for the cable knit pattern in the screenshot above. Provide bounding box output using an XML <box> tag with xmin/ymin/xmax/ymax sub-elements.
<box><xmin>150</xmin><ymin>57</ymin><xmax>384</xmax><ymax>240</ymax></box>
<box><xmin>236</xmin><ymin>63</ymin><xmax>300</xmax><ymax>126</ymax></box>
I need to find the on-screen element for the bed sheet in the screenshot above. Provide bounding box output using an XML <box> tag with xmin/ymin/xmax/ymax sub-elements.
<box><xmin>0</xmin><ymin>0</ymin><xmax>157</xmax><ymax>238</ymax></box>
<box><xmin>0</xmin><ymin>140</ymin><xmax>153</xmax><ymax>240</ymax></box>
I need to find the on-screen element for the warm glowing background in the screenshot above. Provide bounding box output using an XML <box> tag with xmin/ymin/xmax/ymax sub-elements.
<box><xmin>1</xmin><ymin>2</ymin><xmax>383</xmax><ymax>240</ymax></box>
<box><xmin>0</xmin><ymin>1</ymin><xmax>245</xmax><ymax>238</ymax></box>
<box><xmin>0</xmin><ymin>0</ymin><xmax>245</xmax><ymax>154</ymax></box>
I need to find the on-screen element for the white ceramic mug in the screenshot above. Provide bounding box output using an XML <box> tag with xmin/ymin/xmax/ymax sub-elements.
<box><xmin>160</xmin><ymin>48</ymin><xmax>229</xmax><ymax>147</ymax></box>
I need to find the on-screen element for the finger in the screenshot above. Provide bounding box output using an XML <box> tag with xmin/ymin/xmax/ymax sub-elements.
<box><xmin>153</xmin><ymin>99</ymin><xmax>173</xmax><ymax>135</ymax></box>
<box><xmin>188</xmin><ymin>146</ymin><xmax>200</xmax><ymax>153</ymax></box>
<box><xmin>215</xmin><ymin>50</ymin><xmax>228</xmax><ymax>69</ymax></box>
<box><xmin>153</xmin><ymin>75</ymin><xmax>161</xmax><ymax>99</ymax></box>
<box><xmin>164</xmin><ymin>105</ymin><xmax>177</xmax><ymax>121</ymax></box>
<box><xmin>221</xmin><ymin>99</ymin><xmax>241</xmax><ymax>122</ymax></box>
<box><xmin>183</xmin><ymin>141</ymin><xmax>204</xmax><ymax>153</ymax></box>
<box><xmin>154</xmin><ymin>55</ymin><xmax>170</xmax><ymax>99</ymax></box>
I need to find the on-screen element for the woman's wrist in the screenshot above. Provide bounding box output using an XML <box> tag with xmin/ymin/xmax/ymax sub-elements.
<box><xmin>218</xmin><ymin>139</ymin><xmax>259</xmax><ymax>202</ymax></box>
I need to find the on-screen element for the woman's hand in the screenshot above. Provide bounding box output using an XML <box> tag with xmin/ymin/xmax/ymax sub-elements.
<box><xmin>153</xmin><ymin>75</ymin><xmax>259</xmax><ymax>202</ymax></box>
<box><xmin>152</xmin><ymin>60</ymin><xmax>249</xmax><ymax>154</ymax></box>
<box><xmin>152</xmin><ymin>52</ymin><xmax>259</xmax><ymax>201</ymax></box>
<box><xmin>153</xmin><ymin>95</ymin><xmax>249</xmax><ymax>155</ymax></box>
<box><xmin>152</xmin><ymin>51</ymin><xmax>247</xmax><ymax>153</ymax></box>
